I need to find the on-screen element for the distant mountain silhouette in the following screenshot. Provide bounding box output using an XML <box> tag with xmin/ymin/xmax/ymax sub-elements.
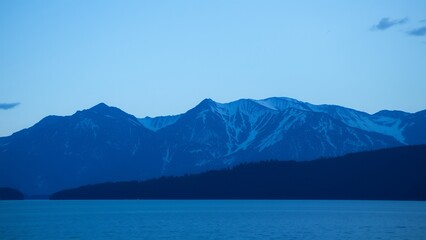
<box><xmin>0</xmin><ymin>103</ymin><xmax>161</xmax><ymax>195</ymax></box>
<box><xmin>50</xmin><ymin>145</ymin><xmax>426</xmax><ymax>200</ymax></box>
<box><xmin>1</xmin><ymin>97</ymin><xmax>425</xmax><ymax>195</ymax></box>
<box><xmin>0</xmin><ymin>187</ymin><xmax>24</xmax><ymax>200</ymax></box>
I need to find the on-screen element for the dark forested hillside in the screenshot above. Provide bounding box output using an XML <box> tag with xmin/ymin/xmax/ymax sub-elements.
<box><xmin>50</xmin><ymin>145</ymin><xmax>426</xmax><ymax>200</ymax></box>
<box><xmin>0</xmin><ymin>187</ymin><xmax>24</xmax><ymax>200</ymax></box>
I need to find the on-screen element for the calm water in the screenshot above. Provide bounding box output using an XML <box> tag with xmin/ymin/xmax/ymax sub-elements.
<box><xmin>1</xmin><ymin>200</ymin><xmax>426</xmax><ymax>239</ymax></box>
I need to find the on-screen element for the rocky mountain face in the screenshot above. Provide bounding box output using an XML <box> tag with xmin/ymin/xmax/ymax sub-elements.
<box><xmin>1</xmin><ymin>97</ymin><xmax>425</xmax><ymax>195</ymax></box>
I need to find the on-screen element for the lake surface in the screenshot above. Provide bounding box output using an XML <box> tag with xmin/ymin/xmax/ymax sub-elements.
<box><xmin>1</xmin><ymin>200</ymin><xmax>426</xmax><ymax>239</ymax></box>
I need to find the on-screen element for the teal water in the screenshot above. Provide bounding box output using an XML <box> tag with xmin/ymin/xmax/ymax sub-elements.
<box><xmin>1</xmin><ymin>200</ymin><xmax>426</xmax><ymax>239</ymax></box>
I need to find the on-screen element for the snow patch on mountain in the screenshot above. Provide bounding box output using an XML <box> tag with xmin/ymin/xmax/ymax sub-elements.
<box><xmin>307</xmin><ymin>105</ymin><xmax>407</xmax><ymax>143</ymax></box>
<box><xmin>139</xmin><ymin>115</ymin><xmax>181</xmax><ymax>132</ymax></box>
<box><xmin>161</xmin><ymin>147</ymin><xmax>172</xmax><ymax>174</ymax></box>
<box><xmin>257</xmin><ymin>110</ymin><xmax>307</xmax><ymax>151</ymax></box>
<box><xmin>254</xmin><ymin>97</ymin><xmax>310</xmax><ymax>111</ymax></box>
<box><xmin>75</xmin><ymin>118</ymin><xmax>99</xmax><ymax>132</ymax></box>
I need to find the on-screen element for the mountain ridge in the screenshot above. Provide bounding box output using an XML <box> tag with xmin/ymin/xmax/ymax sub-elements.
<box><xmin>140</xmin><ymin>97</ymin><xmax>413</xmax><ymax>144</ymax></box>
<box><xmin>1</xmin><ymin>97</ymin><xmax>425</xmax><ymax>195</ymax></box>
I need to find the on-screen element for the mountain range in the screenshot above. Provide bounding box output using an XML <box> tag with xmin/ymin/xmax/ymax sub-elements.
<box><xmin>1</xmin><ymin>97</ymin><xmax>425</xmax><ymax>195</ymax></box>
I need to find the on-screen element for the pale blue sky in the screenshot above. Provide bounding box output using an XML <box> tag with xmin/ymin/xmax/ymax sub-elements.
<box><xmin>1</xmin><ymin>0</ymin><xmax>426</xmax><ymax>136</ymax></box>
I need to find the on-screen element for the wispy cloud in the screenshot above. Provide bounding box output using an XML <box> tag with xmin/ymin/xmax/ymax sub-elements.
<box><xmin>408</xmin><ymin>26</ymin><xmax>426</xmax><ymax>36</ymax></box>
<box><xmin>0</xmin><ymin>102</ymin><xmax>20</xmax><ymax>110</ymax></box>
<box><xmin>372</xmin><ymin>17</ymin><xmax>408</xmax><ymax>31</ymax></box>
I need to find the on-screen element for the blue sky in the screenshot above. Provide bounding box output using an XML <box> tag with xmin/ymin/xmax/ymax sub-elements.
<box><xmin>1</xmin><ymin>0</ymin><xmax>426</xmax><ymax>137</ymax></box>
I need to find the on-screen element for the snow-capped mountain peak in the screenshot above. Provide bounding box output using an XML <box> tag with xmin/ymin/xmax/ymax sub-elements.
<box><xmin>253</xmin><ymin>97</ymin><xmax>310</xmax><ymax>112</ymax></box>
<box><xmin>137</xmin><ymin>97</ymin><xmax>414</xmax><ymax>143</ymax></box>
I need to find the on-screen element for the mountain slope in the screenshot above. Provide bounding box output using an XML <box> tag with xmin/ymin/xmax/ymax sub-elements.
<box><xmin>1</xmin><ymin>97</ymin><xmax>425</xmax><ymax>195</ymax></box>
<box><xmin>50</xmin><ymin>145</ymin><xmax>426</xmax><ymax>200</ymax></box>
<box><xmin>0</xmin><ymin>103</ymin><xmax>162</xmax><ymax>195</ymax></box>
<box><xmin>147</xmin><ymin>98</ymin><xmax>403</xmax><ymax>176</ymax></box>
